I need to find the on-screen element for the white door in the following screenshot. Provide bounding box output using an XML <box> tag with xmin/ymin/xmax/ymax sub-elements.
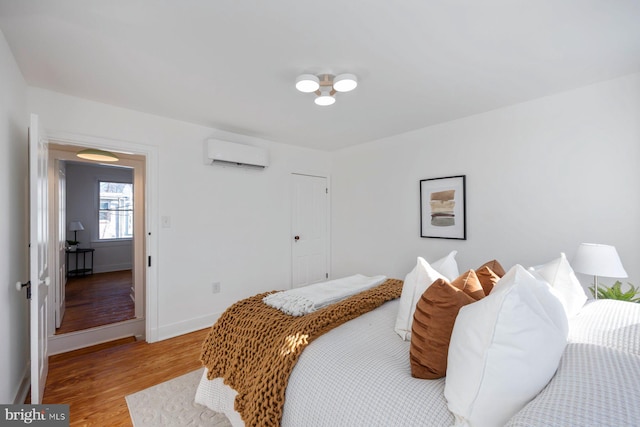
<box><xmin>291</xmin><ymin>174</ymin><xmax>329</xmax><ymax>288</ymax></box>
<box><xmin>55</xmin><ymin>160</ymin><xmax>66</xmax><ymax>328</ymax></box>
<box><xmin>29</xmin><ymin>113</ymin><xmax>50</xmax><ymax>403</ymax></box>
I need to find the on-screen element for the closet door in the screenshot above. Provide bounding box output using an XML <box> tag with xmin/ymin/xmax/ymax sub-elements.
<box><xmin>291</xmin><ymin>174</ymin><xmax>329</xmax><ymax>288</ymax></box>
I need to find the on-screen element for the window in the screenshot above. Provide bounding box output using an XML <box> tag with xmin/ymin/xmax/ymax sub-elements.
<box><xmin>98</xmin><ymin>181</ymin><xmax>133</xmax><ymax>240</ymax></box>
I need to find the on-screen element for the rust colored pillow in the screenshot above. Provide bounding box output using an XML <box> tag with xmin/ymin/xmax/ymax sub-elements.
<box><xmin>478</xmin><ymin>259</ymin><xmax>506</xmax><ymax>277</ymax></box>
<box><xmin>410</xmin><ymin>270</ymin><xmax>485</xmax><ymax>379</ymax></box>
<box><xmin>476</xmin><ymin>266</ymin><xmax>501</xmax><ymax>296</ymax></box>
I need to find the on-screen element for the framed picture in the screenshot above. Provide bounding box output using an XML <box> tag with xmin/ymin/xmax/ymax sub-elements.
<box><xmin>420</xmin><ymin>175</ymin><xmax>466</xmax><ymax>240</ymax></box>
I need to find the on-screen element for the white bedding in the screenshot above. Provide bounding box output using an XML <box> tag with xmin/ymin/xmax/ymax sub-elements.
<box><xmin>507</xmin><ymin>299</ymin><xmax>640</xmax><ymax>426</ymax></box>
<box><xmin>195</xmin><ymin>299</ymin><xmax>453</xmax><ymax>426</ymax></box>
<box><xmin>506</xmin><ymin>343</ymin><xmax>640</xmax><ymax>426</ymax></box>
<box><xmin>568</xmin><ymin>299</ymin><xmax>640</xmax><ymax>355</ymax></box>
<box><xmin>196</xmin><ymin>298</ymin><xmax>640</xmax><ymax>427</ymax></box>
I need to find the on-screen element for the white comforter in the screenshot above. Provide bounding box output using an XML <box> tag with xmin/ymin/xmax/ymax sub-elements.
<box><xmin>507</xmin><ymin>299</ymin><xmax>640</xmax><ymax>426</ymax></box>
<box><xmin>196</xmin><ymin>298</ymin><xmax>640</xmax><ymax>427</ymax></box>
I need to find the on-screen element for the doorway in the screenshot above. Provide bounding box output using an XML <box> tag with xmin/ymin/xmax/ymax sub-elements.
<box><xmin>57</xmin><ymin>159</ymin><xmax>135</xmax><ymax>334</ymax></box>
<box><xmin>47</xmin><ymin>142</ymin><xmax>147</xmax><ymax>354</ymax></box>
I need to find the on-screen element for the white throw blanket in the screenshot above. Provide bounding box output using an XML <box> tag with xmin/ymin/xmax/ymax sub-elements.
<box><xmin>263</xmin><ymin>274</ymin><xmax>387</xmax><ymax>316</ymax></box>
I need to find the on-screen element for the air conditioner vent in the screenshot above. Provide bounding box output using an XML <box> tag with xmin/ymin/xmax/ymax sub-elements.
<box><xmin>205</xmin><ymin>139</ymin><xmax>269</xmax><ymax>168</ymax></box>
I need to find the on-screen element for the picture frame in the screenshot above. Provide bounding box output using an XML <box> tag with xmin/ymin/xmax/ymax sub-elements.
<box><xmin>420</xmin><ymin>175</ymin><xmax>466</xmax><ymax>240</ymax></box>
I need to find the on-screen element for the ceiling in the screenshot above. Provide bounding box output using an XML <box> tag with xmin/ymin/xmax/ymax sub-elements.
<box><xmin>1</xmin><ymin>1</ymin><xmax>639</xmax><ymax>151</ymax></box>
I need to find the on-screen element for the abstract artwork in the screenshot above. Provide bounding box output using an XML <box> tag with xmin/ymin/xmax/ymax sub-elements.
<box><xmin>420</xmin><ymin>175</ymin><xmax>466</xmax><ymax>239</ymax></box>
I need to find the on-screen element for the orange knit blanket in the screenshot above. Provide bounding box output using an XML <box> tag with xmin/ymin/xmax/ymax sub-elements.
<box><xmin>200</xmin><ymin>278</ymin><xmax>403</xmax><ymax>427</ymax></box>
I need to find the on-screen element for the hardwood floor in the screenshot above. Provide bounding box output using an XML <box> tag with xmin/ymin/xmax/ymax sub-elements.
<box><xmin>57</xmin><ymin>270</ymin><xmax>135</xmax><ymax>334</ymax></box>
<box><xmin>44</xmin><ymin>328</ymin><xmax>210</xmax><ymax>426</ymax></box>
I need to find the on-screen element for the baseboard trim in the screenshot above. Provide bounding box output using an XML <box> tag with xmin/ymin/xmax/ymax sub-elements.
<box><xmin>48</xmin><ymin>318</ymin><xmax>145</xmax><ymax>355</ymax></box>
<box><xmin>93</xmin><ymin>263</ymin><xmax>132</xmax><ymax>274</ymax></box>
<box><xmin>13</xmin><ymin>362</ymin><xmax>31</xmax><ymax>404</ymax></box>
<box><xmin>157</xmin><ymin>312</ymin><xmax>222</xmax><ymax>341</ymax></box>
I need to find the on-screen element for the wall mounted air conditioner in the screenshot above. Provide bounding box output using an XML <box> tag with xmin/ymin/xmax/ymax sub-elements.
<box><xmin>205</xmin><ymin>139</ymin><xmax>270</xmax><ymax>168</ymax></box>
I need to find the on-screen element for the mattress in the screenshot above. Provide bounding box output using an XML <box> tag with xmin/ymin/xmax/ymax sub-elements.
<box><xmin>195</xmin><ymin>299</ymin><xmax>453</xmax><ymax>426</ymax></box>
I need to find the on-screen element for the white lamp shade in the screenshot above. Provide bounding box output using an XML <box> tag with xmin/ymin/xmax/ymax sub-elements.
<box><xmin>69</xmin><ymin>221</ymin><xmax>84</xmax><ymax>232</ymax></box>
<box><xmin>333</xmin><ymin>73</ymin><xmax>358</xmax><ymax>92</ymax></box>
<box><xmin>572</xmin><ymin>243</ymin><xmax>627</xmax><ymax>278</ymax></box>
<box><xmin>295</xmin><ymin>74</ymin><xmax>320</xmax><ymax>93</ymax></box>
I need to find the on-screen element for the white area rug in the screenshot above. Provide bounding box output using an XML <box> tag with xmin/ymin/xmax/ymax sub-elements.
<box><xmin>126</xmin><ymin>368</ymin><xmax>232</xmax><ymax>427</ymax></box>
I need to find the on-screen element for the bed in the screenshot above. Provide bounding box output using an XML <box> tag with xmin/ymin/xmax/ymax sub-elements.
<box><xmin>195</xmin><ymin>257</ymin><xmax>640</xmax><ymax>427</ymax></box>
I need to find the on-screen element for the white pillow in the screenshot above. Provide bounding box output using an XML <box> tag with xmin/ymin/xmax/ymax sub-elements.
<box><xmin>431</xmin><ymin>250</ymin><xmax>459</xmax><ymax>281</ymax></box>
<box><xmin>394</xmin><ymin>257</ymin><xmax>445</xmax><ymax>340</ymax></box>
<box><xmin>530</xmin><ymin>252</ymin><xmax>587</xmax><ymax>318</ymax></box>
<box><xmin>445</xmin><ymin>265</ymin><xmax>568</xmax><ymax>427</ymax></box>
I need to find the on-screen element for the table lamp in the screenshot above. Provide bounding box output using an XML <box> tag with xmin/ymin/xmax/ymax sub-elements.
<box><xmin>572</xmin><ymin>243</ymin><xmax>627</xmax><ymax>299</ymax></box>
<box><xmin>69</xmin><ymin>221</ymin><xmax>84</xmax><ymax>243</ymax></box>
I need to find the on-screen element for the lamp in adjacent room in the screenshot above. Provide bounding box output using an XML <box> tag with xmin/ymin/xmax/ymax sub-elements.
<box><xmin>572</xmin><ymin>243</ymin><xmax>628</xmax><ymax>299</ymax></box>
<box><xmin>69</xmin><ymin>221</ymin><xmax>85</xmax><ymax>243</ymax></box>
<box><xmin>76</xmin><ymin>148</ymin><xmax>119</xmax><ymax>162</ymax></box>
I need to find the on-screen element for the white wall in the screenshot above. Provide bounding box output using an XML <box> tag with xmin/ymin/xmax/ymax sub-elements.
<box><xmin>0</xmin><ymin>29</ymin><xmax>29</xmax><ymax>403</ymax></box>
<box><xmin>65</xmin><ymin>162</ymin><xmax>133</xmax><ymax>273</ymax></box>
<box><xmin>331</xmin><ymin>73</ymin><xmax>640</xmax><ymax>294</ymax></box>
<box><xmin>28</xmin><ymin>88</ymin><xmax>332</xmax><ymax>339</ymax></box>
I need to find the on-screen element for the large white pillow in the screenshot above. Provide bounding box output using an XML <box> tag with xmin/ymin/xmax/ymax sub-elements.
<box><xmin>431</xmin><ymin>250</ymin><xmax>459</xmax><ymax>281</ymax></box>
<box><xmin>445</xmin><ymin>265</ymin><xmax>568</xmax><ymax>427</ymax></box>
<box><xmin>394</xmin><ymin>256</ymin><xmax>446</xmax><ymax>340</ymax></box>
<box><xmin>530</xmin><ymin>252</ymin><xmax>587</xmax><ymax>318</ymax></box>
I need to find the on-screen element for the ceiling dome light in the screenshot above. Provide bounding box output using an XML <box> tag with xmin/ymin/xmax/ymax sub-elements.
<box><xmin>295</xmin><ymin>74</ymin><xmax>320</xmax><ymax>93</ymax></box>
<box><xmin>76</xmin><ymin>148</ymin><xmax>119</xmax><ymax>162</ymax></box>
<box><xmin>314</xmin><ymin>94</ymin><xmax>336</xmax><ymax>106</ymax></box>
<box><xmin>333</xmin><ymin>73</ymin><xmax>358</xmax><ymax>92</ymax></box>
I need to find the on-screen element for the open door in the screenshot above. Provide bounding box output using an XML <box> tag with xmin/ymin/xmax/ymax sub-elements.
<box><xmin>29</xmin><ymin>113</ymin><xmax>50</xmax><ymax>403</ymax></box>
<box><xmin>54</xmin><ymin>160</ymin><xmax>66</xmax><ymax>329</ymax></box>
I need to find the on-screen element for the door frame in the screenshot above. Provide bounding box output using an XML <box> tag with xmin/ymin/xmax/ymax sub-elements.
<box><xmin>44</xmin><ymin>130</ymin><xmax>160</xmax><ymax>342</ymax></box>
<box><xmin>47</xmin><ymin>146</ymin><xmax>143</xmax><ymax>336</ymax></box>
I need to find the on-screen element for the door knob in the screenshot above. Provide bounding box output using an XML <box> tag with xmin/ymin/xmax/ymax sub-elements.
<box><xmin>16</xmin><ymin>281</ymin><xmax>30</xmax><ymax>291</ymax></box>
<box><xmin>16</xmin><ymin>281</ymin><xmax>31</xmax><ymax>300</ymax></box>
<box><xmin>294</xmin><ymin>235</ymin><xmax>300</xmax><ymax>241</ymax></box>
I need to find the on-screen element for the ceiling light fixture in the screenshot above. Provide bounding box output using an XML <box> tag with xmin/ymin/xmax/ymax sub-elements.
<box><xmin>295</xmin><ymin>73</ymin><xmax>358</xmax><ymax>106</ymax></box>
<box><xmin>76</xmin><ymin>148</ymin><xmax>119</xmax><ymax>162</ymax></box>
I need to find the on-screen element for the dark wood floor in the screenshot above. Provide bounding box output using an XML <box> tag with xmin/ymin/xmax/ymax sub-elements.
<box><xmin>57</xmin><ymin>270</ymin><xmax>135</xmax><ymax>334</ymax></box>
<box><xmin>44</xmin><ymin>328</ymin><xmax>210</xmax><ymax>426</ymax></box>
